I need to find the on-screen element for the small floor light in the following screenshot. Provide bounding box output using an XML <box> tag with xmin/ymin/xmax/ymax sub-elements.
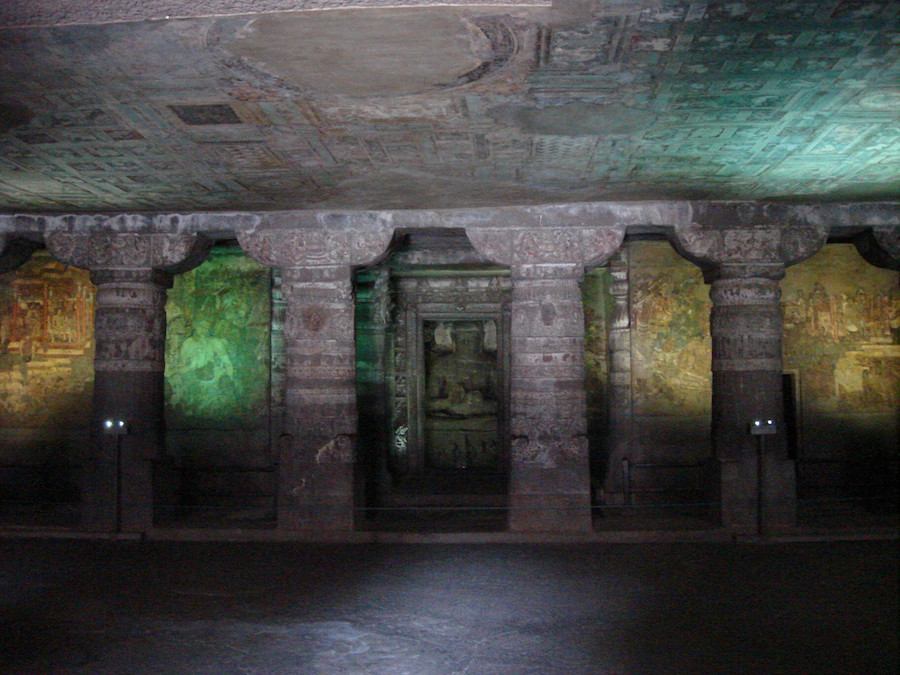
<box><xmin>103</xmin><ymin>419</ymin><xmax>129</xmax><ymax>436</ymax></box>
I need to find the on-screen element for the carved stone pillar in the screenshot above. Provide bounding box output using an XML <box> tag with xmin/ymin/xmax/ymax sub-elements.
<box><xmin>238</xmin><ymin>227</ymin><xmax>393</xmax><ymax>530</ymax></box>
<box><xmin>672</xmin><ymin>218</ymin><xmax>826</xmax><ymax>532</ymax></box>
<box><xmin>467</xmin><ymin>226</ymin><xmax>624</xmax><ymax>532</ymax></box>
<box><xmin>45</xmin><ymin>230</ymin><xmax>209</xmax><ymax>533</ymax></box>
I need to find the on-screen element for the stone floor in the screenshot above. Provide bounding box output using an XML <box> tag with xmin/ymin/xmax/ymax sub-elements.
<box><xmin>1</xmin><ymin>537</ymin><xmax>896</xmax><ymax>674</ymax></box>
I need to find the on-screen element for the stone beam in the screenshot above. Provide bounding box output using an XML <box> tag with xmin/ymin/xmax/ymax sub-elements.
<box><xmin>1</xmin><ymin>200</ymin><xmax>896</xmax><ymax>240</ymax></box>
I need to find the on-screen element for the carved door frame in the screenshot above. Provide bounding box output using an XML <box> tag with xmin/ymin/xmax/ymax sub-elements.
<box><xmin>390</xmin><ymin>272</ymin><xmax>512</xmax><ymax>478</ymax></box>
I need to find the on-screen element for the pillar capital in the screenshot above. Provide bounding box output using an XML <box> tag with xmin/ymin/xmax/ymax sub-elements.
<box><xmin>237</xmin><ymin>226</ymin><xmax>394</xmax><ymax>269</ymax></box>
<box><xmin>45</xmin><ymin>231</ymin><xmax>210</xmax><ymax>275</ymax></box>
<box><xmin>465</xmin><ymin>225</ymin><xmax>625</xmax><ymax>275</ymax></box>
<box><xmin>672</xmin><ymin>220</ymin><xmax>827</xmax><ymax>280</ymax></box>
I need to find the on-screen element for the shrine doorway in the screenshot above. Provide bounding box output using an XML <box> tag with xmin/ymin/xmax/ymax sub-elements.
<box><xmin>356</xmin><ymin>232</ymin><xmax>512</xmax><ymax>529</ymax></box>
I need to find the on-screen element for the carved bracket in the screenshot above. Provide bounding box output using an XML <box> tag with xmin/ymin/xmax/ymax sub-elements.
<box><xmin>465</xmin><ymin>225</ymin><xmax>625</xmax><ymax>270</ymax></box>
<box><xmin>237</xmin><ymin>226</ymin><xmax>394</xmax><ymax>268</ymax></box>
<box><xmin>45</xmin><ymin>232</ymin><xmax>211</xmax><ymax>274</ymax></box>
<box><xmin>671</xmin><ymin>219</ymin><xmax>827</xmax><ymax>278</ymax></box>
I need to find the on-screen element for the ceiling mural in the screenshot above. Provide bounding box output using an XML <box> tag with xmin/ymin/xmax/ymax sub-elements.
<box><xmin>0</xmin><ymin>0</ymin><xmax>897</xmax><ymax>212</ymax></box>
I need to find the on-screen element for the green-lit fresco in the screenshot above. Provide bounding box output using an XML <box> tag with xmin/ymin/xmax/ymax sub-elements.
<box><xmin>783</xmin><ymin>243</ymin><xmax>899</xmax><ymax>458</ymax></box>
<box><xmin>165</xmin><ymin>246</ymin><xmax>271</xmax><ymax>433</ymax></box>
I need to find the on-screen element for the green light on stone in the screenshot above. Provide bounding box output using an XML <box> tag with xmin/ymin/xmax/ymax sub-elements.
<box><xmin>165</xmin><ymin>247</ymin><xmax>271</xmax><ymax>428</ymax></box>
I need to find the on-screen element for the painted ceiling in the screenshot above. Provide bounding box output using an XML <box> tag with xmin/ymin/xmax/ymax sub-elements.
<box><xmin>0</xmin><ymin>0</ymin><xmax>898</xmax><ymax>213</ymax></box>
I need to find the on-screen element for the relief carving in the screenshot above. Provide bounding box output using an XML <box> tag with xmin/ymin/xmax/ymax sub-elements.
<box><xmin>237</xmin><ymin>227</ymin><xmax>393</xmax><ymax>268</ymax></box>
<box><xmin>466</xmin><ymin>225</ymin><xmax>624</xmax><ymax>268</ymax></box>
<box><xmin>511</xmin><ymin>432</ymin><xmax>588</xmax><ymax>468</ymax></box>
<box><xmin>709</xmin><ymin>278</ymin><xmax>781</xmax><ymax>305</ymax></box>
<box><xmin>672</xmin><ymin>220</ymin><xmax>826</xmax><ymax>270</ymax></box>
<box><xmin>46</xmin><ymin>232</ymin><xmax>210</xmax><ymax>272</ymax></box>
<box><xmin>315</xmin><ymin>434</ymin><xmax>354</xmax><ymax>464</ymax></box>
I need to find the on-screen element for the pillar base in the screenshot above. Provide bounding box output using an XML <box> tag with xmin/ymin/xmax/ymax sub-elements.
<box><xmin>80</xmin><ymin>445</ymin><xmax>154</xmax><ymax>534</ymax></box>
<box><xmin>278</xmin><ymin>461</ymin><xmax>355</xmax><ymax>531</ymax></box>
<box><xmin>713</xmin><ymin>455</ymin><xmax>797</xmax><ymax>534</ymax></box>
<box><xmin>508</xmin><ymin>466</ymin><xmax>592</xmax><ymax>533</ymax></box>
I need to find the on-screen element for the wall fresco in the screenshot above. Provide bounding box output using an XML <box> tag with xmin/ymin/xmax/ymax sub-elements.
<box><xmin>582</xmin><ymin>266</ymin><xmax>611</xmax><ymax>417</ymax></box>
<box><xmin>164</xmin><ymin>246</ymin><xmax>271</xmax><ymax>436</ymax></box>
<box><xmin>630</xmin><ymin>241</ymin><xmax>711</xmax><ymax>423</ymax></box>
<box><xmin>782</xmin><ymin>243</ymin><xmax>899</xmax><ymax>457</ymax></box>
<box><xmin>0</xmin><ymin>250</ymin><xmax>94</xmax><ymax>431</ymax></box>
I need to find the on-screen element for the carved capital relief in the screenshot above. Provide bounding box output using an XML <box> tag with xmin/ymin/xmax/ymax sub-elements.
<box><xmin>465</xmin><ymin>225</ymin><xmax>625</xmax><ymax>273</ymax></box>
<box><xmin>45</xmin><ymin>231</ymin><xmax>211</xmax><ymax>273</ymax></box>
<box><xmin>709</xmin><ymin>277</ymin><xmax>783</xmax><ymax>372</ymax></box>
<box><xmin>672</xmin><ymin>220</ymin><xmax>827</xmax><ymax>279</ymax></box>
<box><xmin>44</xmin><ymin>231</ymin><xmax>210</xmax><ymax>372</ymax></box>
<box><xmin>237</xmin><ymin>226</ymin><xmax>394</xmax><ymax>269</ymax></box>
<box><xmin>239</xmin><ymin>228</ymin><xmax>393</xmax><ymax>351</ymax></box>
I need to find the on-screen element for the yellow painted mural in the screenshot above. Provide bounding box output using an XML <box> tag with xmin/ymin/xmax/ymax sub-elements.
<box><xmin>629</xmin><ymin>241</ymin><xmax>711</xmax><ymax>419</ymax></box>
<box><xmin>0</xmin><ymin>251</ymin><xmax>95</xmax><ymax>429</ymax></box>
<box><xmin>783</xmin><ymin>244</ymin><xmax>898</xmax><ymax>457</ymax></box>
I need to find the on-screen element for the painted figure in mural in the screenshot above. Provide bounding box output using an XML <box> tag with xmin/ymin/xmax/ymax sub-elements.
<box><xmin>168</xmin><ymin>315</ymin><xmax>239</xmax><ymax>420</ymax></box>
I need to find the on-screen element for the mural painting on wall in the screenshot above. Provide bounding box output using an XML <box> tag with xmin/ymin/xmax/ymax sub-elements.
<box><xmin>782</xmin><ymin>244</ymin><xmax>899</xmax><ymax>413</ymax></box>
<box><xmin>423</xmin><ymin>320</ymin><xmax>501</xmax><ymax>469</ymax></box>
<box><xmin>582</xmin><ymin>267</ymin><xmax>610</xmax><ymax>416</ymax></box>
<box><xmin>630</xmin><ymin>242</ymin><xmax>711</xmax><ymax>416</ymax></box>
<box><xmin>164</xmin><ymin>247</ymin><xmax>271</xmax><ymax>429</ymax></box>
<box><xmin>0</xmin><ymin>251</ymin><xmax>94</xmax><ymax>428</ymax></box>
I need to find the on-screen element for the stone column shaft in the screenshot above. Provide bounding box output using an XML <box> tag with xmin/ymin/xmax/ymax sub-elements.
<box><xmin>467</xmin><ymin>225</ymin><xmax>625</xmax><ymax>532</ymax></box>
<box><xmin>280</xmin><ymin>264</ymin><xmax>356</xmax><ymax>529</ymax></box>
<box><xmin>672</xmin><ymin>216</ymin><xmax>826</xmax><ymax>532</ymax></box>
<box><xmin>88</xmin><ymin>268</ymin><xmax>170</xmax><ymax>532</ymax></box>
<box><xmin>604</xmin><ymin>248</ymin><xmax>632</xmax><ymax>502</ymax></box>
<box><xmin>508</xmin><ymin>263</ymin><xmax>592</xmax><ymax>531</ymax></box>
<box><xmin>46</xmin><ymin>228</ymin><xmax>209</xmax><ymax>533</ymax></box>
<box><xmin>709</xmin><ymin>270</ymin><xmax>792</xmax><ymax>530</ymax></box>
<box><xmin>238</xmin><ymin>226</ymin><xmax>393</xmax><ymax>531</ymax></box>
